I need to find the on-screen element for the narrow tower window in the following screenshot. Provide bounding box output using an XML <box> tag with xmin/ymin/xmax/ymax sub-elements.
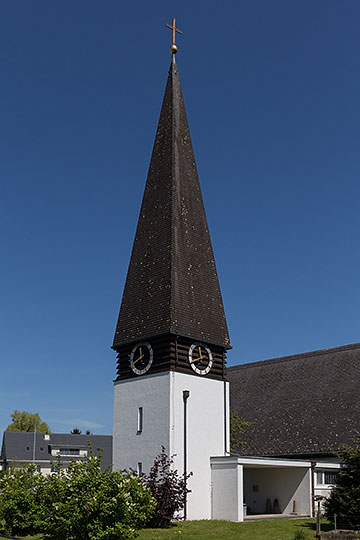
<box><xmin>137</xmin><ymin>462</ymin><xmax>143</xmax><ymax>475</ymax></box>
<box><xmin>137</xmin><ymin>407</ymin><xmax>143</xmax><ymax>433</ymax></box>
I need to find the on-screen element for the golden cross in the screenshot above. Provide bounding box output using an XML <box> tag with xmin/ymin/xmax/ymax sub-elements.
<box><xmin>165</xmin><ymin>18</ymin><xmax>182</xmax><ymax>48</ymax></box>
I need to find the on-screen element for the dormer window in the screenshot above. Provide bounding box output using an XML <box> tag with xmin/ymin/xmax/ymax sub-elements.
<box><xmin>59</xmin><ymin>448</ymin><xmax>80</xmax><ymax>456</ymax></box>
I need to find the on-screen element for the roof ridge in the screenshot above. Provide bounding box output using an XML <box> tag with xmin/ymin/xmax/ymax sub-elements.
<box><xmin>227</xmin><ymin>342</ymin><xmax>360</xmax><ymax>371</ymax></box>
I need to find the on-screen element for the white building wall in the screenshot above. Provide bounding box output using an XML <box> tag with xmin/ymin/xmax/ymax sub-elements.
<box><xmin>211</xmin><ymin>459</ymin><xmax>244</xmax><ymax>521</ymax></box>
<box><xmin>113</xmin><ymin>371</ymin><xmax>229</xmax><ymax>521</ymax></box>
<box><xmin>170</xmin><ymin>372</ymin><xmax>229</xmax><ymax>521</ymax></box>
<box><xmin>314</xmin><ymin>462</ymin><xmax>342</xmax><ymax>507</ymax></box>
<box><xmin>113</xmin><ymin>372</ymin><xmax>171</xmax><ymax>473</ymax></box>
<box><xmin>211</xmin><ymin>457</ymin><xmax>314</xmax><ymax>521</ymax></box>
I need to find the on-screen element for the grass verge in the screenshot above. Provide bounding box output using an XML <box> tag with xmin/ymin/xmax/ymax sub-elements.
<box><xmin>138</xmin><ymin>518</ymin><xmax>332</xmax><ymax>540</ymax></box>
<box><xmin>0</xmin><ymin>518</ymin><xmax>332</xmax><ymax>540</ymax></box>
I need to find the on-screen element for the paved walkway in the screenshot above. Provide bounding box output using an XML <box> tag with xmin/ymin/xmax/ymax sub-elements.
<box><xmin>245</xmin><ymin>513</ymin><xmax>310</xmax><ymax>521</ymax></box>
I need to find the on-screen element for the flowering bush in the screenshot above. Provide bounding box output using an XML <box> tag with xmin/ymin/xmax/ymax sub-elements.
<box><xmin>0</xmin><ymin>449</ymin><xmax>156</xmax><ymax>540</ymax></box>
<box><xmin>0</xmin><ymin>464</ymin><xmax>46</xmax><ymax>536</ymax></box>
<box><xmin>40</xmin><ymin>451</ymin><xmax>156</xmax><ymax>540</ymax></box>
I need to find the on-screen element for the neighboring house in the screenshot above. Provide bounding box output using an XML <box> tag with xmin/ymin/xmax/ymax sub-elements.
<box><xmin>0</xmin><ymin>432</ymin><xmax>112</xmax><ymax>474</ymax></box>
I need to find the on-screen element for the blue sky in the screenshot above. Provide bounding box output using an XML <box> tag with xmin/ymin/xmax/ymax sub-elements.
<box><xmin>1</xmin><ymin>1</ymin><xmax>359</xmax><ymax>435</ymax></box>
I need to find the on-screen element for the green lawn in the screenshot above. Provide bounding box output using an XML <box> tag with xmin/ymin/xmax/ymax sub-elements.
<box><xmin>0</xmin><ymin>518</ymin><xmax>333</xmax><ymax>540</ymax></box>
<box><xmin>138</xmin><ymin>518</ymin><xmax>331</xmax><ymax>540</ymax></box>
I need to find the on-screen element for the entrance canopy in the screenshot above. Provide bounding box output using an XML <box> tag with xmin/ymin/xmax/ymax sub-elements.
<box><xmin>211</xmin><ymin>456</ymin><xmax>313</xmax><ymax>522</ymax></box>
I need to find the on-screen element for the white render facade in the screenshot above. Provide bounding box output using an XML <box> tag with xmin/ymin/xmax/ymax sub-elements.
<box><xmin>210</xmin><ymin>456</ymin><xmax>341</xmax><ymax>521</ymax></box>
<box><xmin>211</xmin><ymin>456</ymin><xmax>312</xmax><ymax>521</ymax></box>
<box><xmin>113</xmin><ymin>370</ymin><xmax>230</xmax><ymax>520</ymax></box>
<box><xmin>113</xmin><ymin>370</ymin><xmax>342</xmax><ymax>522</ymax></box>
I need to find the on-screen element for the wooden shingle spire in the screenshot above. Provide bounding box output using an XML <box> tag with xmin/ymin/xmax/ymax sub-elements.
<box><xmin>113</xmin><ymin>59</ymin><xmax>230</xmax><ymax>351</ymax></box>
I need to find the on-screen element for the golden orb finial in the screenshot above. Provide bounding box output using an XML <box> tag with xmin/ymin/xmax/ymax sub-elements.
<box><xmin>165</xmin><ymin>18</ymin><xmax>182</xmax><ymax>54</ymax></box>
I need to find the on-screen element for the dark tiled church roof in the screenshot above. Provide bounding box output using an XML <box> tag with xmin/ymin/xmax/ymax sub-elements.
<box><xmin>113</xmin><ymin>59</ymin><xmax>230</xmax><ymax>349</ymax></box>
<box><xmin>227</xmin><ymin>342</ymin><xmax>360</xmax><ymax>457</ymax></box>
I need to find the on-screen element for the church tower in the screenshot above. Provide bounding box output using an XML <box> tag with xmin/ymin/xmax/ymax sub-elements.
<box><xmin>112</xmin><ymin>26</ymin><xmax>231</xmax><ymax>520</ymax></box>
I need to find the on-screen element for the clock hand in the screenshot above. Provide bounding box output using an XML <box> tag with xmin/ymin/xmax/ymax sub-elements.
<box><xmin>191</xmin><ymin>355</ymin><xmax>205</xmax><ymax>363</ymax></box>
<box><xmin>133</xmin><ymin>354</ymin><xmax>145</xmax><ymax>364</ymax></box>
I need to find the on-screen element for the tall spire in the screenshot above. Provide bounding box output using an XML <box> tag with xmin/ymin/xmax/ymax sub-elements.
<box><xmin>113</xmin><ymin>58</ymin><xmax>230</xmax><ymax>350</ymax></box>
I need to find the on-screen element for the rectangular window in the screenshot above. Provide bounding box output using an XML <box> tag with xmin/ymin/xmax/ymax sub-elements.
<box><xmin>137</xmin><ymin>407</ymin><xmax>143</xmax><ymax>433</ymax></box>
<box><xmin>137</xmin><ymin>462</ymin><xmax>143</xmax><ymax>475</ymax></box>
<box><xmin>316</xmin><ymin>470</ymin><xmax>338</xmax><ymax>485</ymax></box>
<box><xmin>59</xmin><ymin>448</ymin><xmax>80</xmax><ymax>456</ymax></box>
<box><xmin>316</xmin><ymin>471</ymin><xmax>323</xmax><ymax>484</ymax></box>
<box><xmin>324</xmin><ymin>471</ymin><xmax>338</xmax><ymax>485</ymax></box>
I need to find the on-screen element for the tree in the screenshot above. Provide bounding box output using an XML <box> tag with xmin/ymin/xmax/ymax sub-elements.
<box><xmin>324</xmin><ymin>434</ymin><xmax>360</xmax><ymax>529</ymax></box>
<box><xmin>6</xmin><ymin>410</ymin><xmax>51</xmax><ymax>433</ymax></box>
<box><xmin>230</xmin><ymin>409</ymin><xmax>254</xmax><ymax>454</ymax></box>
<box><xmin>70</xmin><ymin>428</ymin><xmax>82</xmax><ymax>434</ymax></box>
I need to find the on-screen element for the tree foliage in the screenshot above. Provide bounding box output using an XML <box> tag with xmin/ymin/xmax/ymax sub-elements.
<box><xmin>0</xmin><ymin>464</ymin><xmax>46</xmax><ymax>536</ymax></box>
<box><xmin>6</xmin><ymin>410</ymin><xmax>51</xmax><ymax>433</ymax></box>
<box><xmin>136</xmin><ymin>447</ymin><xmax>192</xmax><ymax>528</ymax></box>
<box><xmin>230</xmin><ymin>409</ymin><xmax>254</xmax><ymax>454</ymax></box>
<box><xmin>0</xmin><ymin>449</ymin><xmax>156</xmax><ymax>540</ymax></box>
<box><xmin>324</xmin><ymin>434</ymin><xmax>360</xmax><ymax>529</ymax></box>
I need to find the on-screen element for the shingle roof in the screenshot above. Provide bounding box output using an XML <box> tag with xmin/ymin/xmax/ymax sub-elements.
<box><xmin>1</xmin><ymin>432</ymin><xmax>112</xmax><ymax>469</ymax></box>
<box><xmin>112</xmin><ymin>58</ymin><xmax>230</xmax><ymax>349</ymax></box>
<box><xmin>227</xmin><ymin>342</ymin><xmax>360</xmax><ymax>457</ymax></box>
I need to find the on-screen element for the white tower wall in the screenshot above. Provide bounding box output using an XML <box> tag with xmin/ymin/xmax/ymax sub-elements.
<box><xmin>113</xmin><ymin>371</ymin><xmax>230</xmax><ymax>520</ymax></box>
<box><xmin>113</xmin><ymin>372</ymin><xmax>171</xmax><ymax>473</ymax></box>
<box><xmin>170</xmin><ymin>372</ymin><xmax>230</xmax><ymax>520</ymax></box>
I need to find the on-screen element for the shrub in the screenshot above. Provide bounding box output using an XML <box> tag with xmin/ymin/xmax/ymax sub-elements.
<box><xmin>293</xmin><ymin>529</ymin><xmax>307</xmax><ymax>540</ymax></box>
<box><xmin>138</xmin><ymin>447</ymin><xmax>192</xmax><ymax>528</ymax></box>
<box><xmin>40</xmin><ymin>450</ymin><xmax>156</xmax><ymax>540</ymax></box>
<box><xmin>0</xmin><ymin>449</ymin><xmax>156</xmax><ymax>540</ymax></box>
<box><xmin>0</xmin><ymin>464</ymin><xmax>46</xmax><ymax>536</ymax></box>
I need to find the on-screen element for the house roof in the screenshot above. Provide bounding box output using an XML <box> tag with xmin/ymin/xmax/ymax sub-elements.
<box><xmin>227</xmin><ymin>342</ymin><xmax>360</xmax><ymax>458</ymax></box>
<box><xmin>1</xmin><ymin>432</ymin><xmax>112</xmax><ymax>469</ymax></box>
<box><xmin>112</xmin><ymin>58</ymin><xmax>230</xmax><ymax>350</ymax></box>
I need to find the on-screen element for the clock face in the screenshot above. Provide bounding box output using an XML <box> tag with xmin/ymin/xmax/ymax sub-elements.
<box><xmin>188</xmin><ymin>343</ymin><xmax>213</xmax><ymax>375</ymax></box>
<box><xmin>129</xmin><ymin>342</ymin><xmax>153</xmax><ymax>375</ymax></box>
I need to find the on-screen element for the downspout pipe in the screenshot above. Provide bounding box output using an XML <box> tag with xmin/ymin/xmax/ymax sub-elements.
<box><xmin>311</xmin><ymin>461</ymin><xmax>316</xmax><ymax>517</ymax></box>
<box><xmin>183</xmin><ymin>390</ymin><xmax>190</xmax><ymax>520</ymax></box>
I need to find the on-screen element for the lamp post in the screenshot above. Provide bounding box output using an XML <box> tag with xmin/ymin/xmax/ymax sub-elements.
<box><xmin>314</xmin><ymin>495</ymin><xmax>325</xmax><ymax>539</ymax></box>
<box><xmin>32</xmin><ymin>424</ymin><xmax>37</xmax><ymax>464</ymax></box>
